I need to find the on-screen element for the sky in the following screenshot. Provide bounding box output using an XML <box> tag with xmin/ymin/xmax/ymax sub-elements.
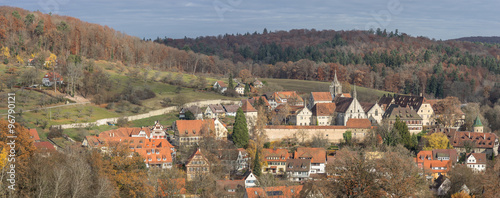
<box><xmin>3</xmin><ymin>0</ymin><xmax>499</xmax><ymax>40</ymax></box>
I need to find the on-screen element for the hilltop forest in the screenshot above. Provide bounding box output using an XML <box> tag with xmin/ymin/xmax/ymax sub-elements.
<box><xmin>156</xmin><ymin>29</ymin><xmax>500</xmax><ymax>105</ymax></box>
<box><xmin>0</xmin><ymin>6</ymin><xmax>499</xmax><ymax>105</ymax></box>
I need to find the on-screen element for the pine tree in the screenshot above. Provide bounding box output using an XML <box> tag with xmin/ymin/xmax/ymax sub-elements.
<box><xmin>244</xmin><ymin>83</ymin><xmax>250</xmax><ymax>96</ymax></box>
<box><xmin>394</xmin><ymin>117</ymin><xmax>414</xmax><ymax>150</ymax></box>
<box><xmin>253</xmin><ymin>149</ymin><xmax>262</xmax><ymax>177</ymax></box>
<box><xmin>233</xmin><ymin>108</ymin><xmax>249</xmax><ymax>148</ymax></box>
<box><xmin>228</xmin><ymin>73</ymin><xmax>234</xmax><ymax>89</ymax></box>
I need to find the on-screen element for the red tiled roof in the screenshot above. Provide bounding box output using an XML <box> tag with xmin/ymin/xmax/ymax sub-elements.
<box><xmin>216</xmin><ymin>81</ymin><xmax>227</xmax><ymax>88</ymax></box>
<box><xmin>241</xmin><ymin>100</ymin><xmax>257</xmax><ymax>112</ymax></box>
<box><xmin>175</xmin><ymin>119</ymin><xmax>214</xmax><ymax>137</ymax></box>
<box><xmin>312</xmin><ymin>103</ymin><xmax>336</xmax><ymax>116</ymax></box>
<box><xmin>262</xmin><ymin>148</ymin><xmax>290</xmax><ymax>162</ymax></box>
<box><xmin>34</xmin><ymin>141</ymin><xmax>56</xmax><ymax>152</ymax></box>
<box><xmin>311</xmin><ymin>92</ymin><xmax>332</xmax><ymax>102</ymax></box>
<box><xmin>43</xmin><ymin>72</ymin><xmax>63</xmax><ymax>82</ymax></box>
<box><xmin>264</xmin><ymin>125</ymin><xmax>371</xmax><ymax>130</ymax></box>
<box><xmin>346</xmin><ymin>119</ymin><xmax>372</xmax><ymax>128</ymax></box>
<box><xmin>29</xmin><ymin>128</ymin><xmax>40</xmax><ymax>142</ymax></box>
<box><xmin>342</xmin><ymin>93</ymin><xmax>352</xmax><ymax>98</ymax></box>
<box><xmin>100</xmin><ymin>127</ymin><xmax>152</xmax><ymax>138</ymax></box>
<box><xmin>423</xmin><ymin>160</ymin><xmax>451</xmax><ymax>174</ymax></box>
<box><xmin>430</xmin><ymin>128</ymin><xmax>498</xmax><ymax>149</ymax></box>
<box><xmin>294</xmin><ymin>147</ymin><xmax>326</xmax><ymax>164</ymax></box>
<box><xmin>246</xmin><ymin>185</ymin><xmax>303</xmax><ymax>198</ymax></box>
<box><xmin>216</xmin><ymin>179</ymin><xmax>245</xmax><ymax>193</ymax></box>
<box><xmin>273</xmin><ymin>91</ymin><xmax>304</xmax><ymax>104</ymax></box>
<box><xmin>466</xmin><ymin>153</ymin><xmax>487</xmax><ymax>164</ymax></box>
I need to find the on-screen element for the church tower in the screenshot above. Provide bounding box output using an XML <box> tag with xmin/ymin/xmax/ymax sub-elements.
<box><xmin>473</xmin><ymin>116</ymin><xmax>484</xmax><ymax>133</ymax></box>
<box><xmin>330</xmin><ymin>70</ymin><xmax>342</xmax><ymax>98</ymax></box>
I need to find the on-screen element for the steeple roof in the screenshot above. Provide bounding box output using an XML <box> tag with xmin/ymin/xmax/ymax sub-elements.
<box><xmin>473</xmin><ymin>116</ymin><xmax>483</xmax><ymax>127</ymax></box>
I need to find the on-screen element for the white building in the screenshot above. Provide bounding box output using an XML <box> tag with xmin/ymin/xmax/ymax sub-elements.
<box><xmin>465</xmin><ymin>153</ymin><xmax>486</xmax><ymax>172</ymax></box>
<box><xmin>335</xmin><ymin>86</ymin><xmax>367</xmax><ymax>126</ymax></box>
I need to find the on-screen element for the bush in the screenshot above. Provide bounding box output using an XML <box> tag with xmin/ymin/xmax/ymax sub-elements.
<box><xmin>116</xmin><ymin>117</ymin><xmax>128</xmax><ymax>127</ymax></box>
<box><xmin>47</xmin><ymin>126</ymin><xmax>63</xmax><ymax>139</ymax></box>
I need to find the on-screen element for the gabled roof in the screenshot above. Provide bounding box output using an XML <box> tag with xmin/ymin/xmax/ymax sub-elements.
<box><xmin>423</xmin><ymin>160</ymin><xmax>452</xmax><ymax>174</ymax></box>
<box><xmin>241</xmin><ymin>100</ymin><xmax>257</xmax><ymax>112</ymax></box>
<box><xmin>311</xmin><ymin>103</ymin><xmax>336</xmax><ymax>116</ymax></box>
<box><xmin>360</xmin><ymin>102</ymin><xmax>375</xmax><ymax>113</ymax></box>
<box><xmin>208</xmin><ymin>104</ymin><xmax>226</xmax><ymax>114</ymax></box>
<box><xmin>286</xmin><ymin>158</ymin><xmax>311</xmax><ymax>172</ymax></box>
<box><xmin>262</xmin><ymin>148</ymin><xmax>290</xmax><ymax>162</ymax></box>
<box><xmin>182</xmin><ymin>106</ymin><xmax>203</xmax><ymax>115</ymax></box>
<box><xmin>34</xmin><ymin>141</ymin><xmax>56</xmax><ymax>152</ymax></box>
<box><xmin>100</xmin><ymin>127</ymin><xmax>152</xmax><ymax>138</ymax></box>
<box><xmin>187</xmin><ymin>148</ymin><xmax>209</xmax><ymax>166</ymax></box>
<box><xmin>378</xmin><ymin>95</ymin><xmax>394</xmax><ymax>110</ymax></box>
<box><xmin>432</xmin><ymin>149</ymin><xmax>458</xmax><ymax>163</ymax></box>
<box><xmin>311</xmin><ymin>92</ymin><xmax>333</xmax><ymax>102</ymax></box>
<box><xmin>466</xmin><ymin>153</ymin><xmax>486</xmax><ymax>164</ymax></box>
<box><xmin>215</xmin><ymin>81</ymin><xmax>227</xmax><ymax>88</ymax></box>
<box><xmin>246</xmin><ymin>185</ymin><xmax>303</xmax><ymax>198</ymax></box>
<box><xmin>346</xmin><ymin>119</ymin><xmax>372</xmax><ymax>128</ymax></box>
<box><xmin>394</xmin><ymin>95</ymin><xmax>424</xmax><ymax>110</ymax></box>
<box><xmin>334</xmin><ymin>97</ymin><xmax>353</xmax><ymax>113</ymax></box>
<box><xmin>216</xmin><ymin>179</ymin><xmax>245</xmax><ymax>192</ymax></box>
<box><xmin>29</xmin><ymin>128</ymin><xmax>40</xmax><ymax>142</ymax></box>
<box><xmin>382</xmin><ymin>104</ymin><xmax>422</xmax><ymax>120</ymax></box>
<box><xmin>294</xmin><ymin>147</ymin><xmax>326</xmax><ymax>164</ymax></box>
<box><xmin>223</xmin><ymin>104</ymin><xmax>240</xmax><ymax>114</ymax></box>
<box><xmin>416</xmin><ymin>150</ymin><xmax>433</xmax><ymax>167</ymax></box>
<box><xmin>273</xmin><ymin>91</ymin><xmax>304</xmax><ymax>104</ymax></box>
<box><xmin>245</xmin><ymin>96</ymin><xmax>270</xmax><ymax>107</ymax></box>
<box><xmin>175</xmin><ymin>120</ymin><xmax>215</xmax><ymax>137</ymax></box>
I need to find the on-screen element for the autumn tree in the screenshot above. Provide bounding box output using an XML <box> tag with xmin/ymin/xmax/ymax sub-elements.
<box><xmin>239</xmin><ymin>69</ymin><xmax>252</xmax><ymax>83</ymax></box>
<box><xmin>424</xmin><ymin>132</ymin><xmax>450</xmax><ymax>150</ymax></box>
<box><xmin>233</xmin><ymin>108</ymin><xmax>249</xmax><ymax>148</ymax></box>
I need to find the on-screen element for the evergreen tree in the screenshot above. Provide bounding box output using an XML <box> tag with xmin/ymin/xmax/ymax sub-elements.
<box><xmin>253</xmin><ymin>149</ymin><xmax>262</xmax><ymax>177</ymax></box>
<box><xmin>393</xmin><ymin>117</ymin><xmax>414</xmax><ymax>150</ymax></box>
<box><xmin>228</xmin><ymin>73</ymin><xmax>234</xmax><ymax>89</ymax></box>
<box><xmin>233</xmin><ymin>108</ymin><xmax>249</xmax><ymax>148</ymax></box>
<box><xmin>244</xmin><ymin>83</ymin><xmax>250</xmax><ymax>96</ymax></box>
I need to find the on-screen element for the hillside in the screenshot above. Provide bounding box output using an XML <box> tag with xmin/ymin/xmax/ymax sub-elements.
<box><xmin>156</xmin><ymin>29</ymin><xmax>500</xmax><ymax>105</ymax></box>
<box><xmin>453</xmin><ymin>36</ymin><xmax>500</xmax><ymax>44</ymax></box>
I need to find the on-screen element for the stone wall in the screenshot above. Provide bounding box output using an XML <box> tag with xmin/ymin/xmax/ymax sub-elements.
<box><xmin>264</xmin><ymin>126</ymin><xmax>371</xmax><ymax>143</ymax></box>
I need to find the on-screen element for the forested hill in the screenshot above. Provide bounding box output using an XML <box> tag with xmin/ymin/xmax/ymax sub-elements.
<box><xmin>156</xmin><ymin>29</ymin><xmax>500</xmax><ymax>104</ymax></box>
<box><xmin>453</xmin><ymin>36</ymin><xmax>500</xmax><ymax>44</ymax></box>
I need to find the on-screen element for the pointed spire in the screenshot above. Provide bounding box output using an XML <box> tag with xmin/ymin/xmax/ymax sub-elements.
<box><xmin>334</xmin><ymin>70</ymin><xmax>338</xmax><ymax>83</ymax></box>
<box><xmin>353</xmin><ymin>84</ymin><xmax>357</xmax><ymax>99</ymax></box>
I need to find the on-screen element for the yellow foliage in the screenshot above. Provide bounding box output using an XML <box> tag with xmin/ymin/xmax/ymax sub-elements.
<box><xmin>16</xmin><ymin>55</ymin><xmax>24</xmax><ymax>64</ymax></box>
<box><xmin>451</xmin><ymin>191</ymin><xmax>474</xmax><ymax>198</ymax></box>
<box><xmin>424</xmin><ymin>133</ymin><xmax>451</xmax><ymax>150</ymax></box>
<box><xmin>31</xmin><ymin>53</ymin><xmax>36</xmax><ymax>58</ymax></box>
<box><xmin>1</xmin><ymin>46</ymin><xmax>10</xmax><ymax>58</ymax></box>
<box><xmin>44</xmin><ymin>53</ymin><xmax>57</xmax><ymax>69</ymax></box>
<box><xmin>0</xmin><ymin>148</ymin><xmax>8</xmax><ymax>170</ymax></box>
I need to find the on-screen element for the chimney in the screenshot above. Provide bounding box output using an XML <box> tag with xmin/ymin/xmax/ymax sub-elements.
<box><xmin>468</xmin><ymin>133</ymin><xmax>471</xmax><ymax>139</ymax></box>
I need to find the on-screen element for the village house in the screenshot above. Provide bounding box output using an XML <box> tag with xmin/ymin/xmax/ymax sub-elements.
<box><xmin>285</xmin><ymin>158</ymin><xmax>311</xmax><ymax>181</ymax></box>
<box><xmin>82</xmin><ymin>136</ymin><xmax>175</xmax><ymax>169</ymax></box>
<box><xmin>271</xmin><ymin>91</ymin><xmax>304</xmax><ymax>107</ymax></box>
<box><xmin>42</xmin><ymin>72</ymin><xmax>63</xmax><ymax>87</ymax></box>
<box><xmin>205</xmin><ymin>104</ymin><xmax>226</xmax><ymax>118</ymax></box>
<box><xmin>361</xmin><ymin>102</ymin><xmax>384</xmax><ymax>125</ymax></box>
<box><xmin>216</xmin><ymin>148</ymin><xmax>250</xmax><ymax>171</ymax></box>
<box><xmin>216</xmin><ymin>179</ymin><xmax>245</xmax><ymax>197</ymax></box>
<box><xmin>379</xmin><ymin>94</ymin><xmax>435</xmax><ymax>127</ymax></box>
<box><xmin>311</xmin><ymin>103</ymin><xmax>336</xmax><ymax>126</ymax></box>
<box><xmin>214</xmin><ymin>81</ymin><xmax>228</xmax><ymax>93</ymax></box>
<box><xmin>294</xmin><ymin>147</ymin><xmax>327</xmax><ymax>174</ymax></box>
<box><xmin>235</xmin><ymin>83</ymin><xmax>245</xmax><ymax>95</ymax></box>
<box><xmin>308</xmin><ymin>92</ymin><xmax>333</xmax><ymax>109</ymax></box>
<box><xmin>429</xmin><ymin>121</ymin><xmax>499</xmax><ymax>157</ymax></box>
<box><xmin>90</xmin><ymin>122</ymin><xmax>168</xmax><ymax>140</ymax></box>
<box><xmin>173</xmin><ymin>119</ymin><xmax>227</xmax><ymax>146</ymax></box>
<box><xmin>241</xmin><ymin>96</ymin><xmax>271</xmax><ymax>110</ymax></box>
<box><xmin>427</xmin><ymin>99</ymin><xmax>465</xmax><ymax>128</ymax></box>
<box><xmin>241</xmin><ymin>100</ymin><xmax>258</xmax><ymax>127</ymax></box>
<box><xmin>382</xmin><ymin>104</ymin><xmax>423</xmax><ymax>134</ymax></box>
<box><xmin>179</xmin><ymin>106</ymin><xmax>203</xmax><ymax>120</ymax></box>
<box><xmin>415</xmin><ymin>149</ymin><xmax>458</xmax><ymax>173</ymax></box>
<box><xmin>253</xmin><ymin>78</ymin><xmax>264</xmax><ymax>88</ymax></box>
<box><xmin>289</xmin><ymin>106</ymin><xmax>313</xmax><ymax>126</ymax></box>
<box><xmin>223</xmin><ymin>104</ymin><xmax>240</xmax><ymax>117</ymax></box>
<box><xmin>423</xmin><ymin>160</ymin><xmax>452</xmax><ymax>180</ymax></box>
<box><xmin>244</xmin><ymin>185</ymin><xmax>303</xmax><ymax>198</ymax></box>
<box><xmin>335</xmin><ymin>87</ymin><xmax>366</xmax><ymax>126</ymax></box>
<box><xmin>28</xmin><ymin>128</ymin><xmax>40</xmax><ymax>142</ymax></box>
<box><xmin>186</xmin><ymin>149</ymin><xmax>210</xmax><ymax>181</ymax></box>
<box><xmin>465</xmin><ymin>153</ymin><xmax>487</xmax><ymax>172</ymax></box>
<box><xmin>262</xmin><ymin>148</ymin><xmax>290</xmax><ymax>175</ymax></box>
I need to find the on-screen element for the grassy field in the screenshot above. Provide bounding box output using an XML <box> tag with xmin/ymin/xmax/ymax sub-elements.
<box><xmin>262</xmin><ymin>78</ymin><xmax>394</xmax><ymax>102</ymax></box>
<box><xmin>130</xmin><ymin>112</ymin><xmax>179</xmax><ymax>128</ymax></box>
